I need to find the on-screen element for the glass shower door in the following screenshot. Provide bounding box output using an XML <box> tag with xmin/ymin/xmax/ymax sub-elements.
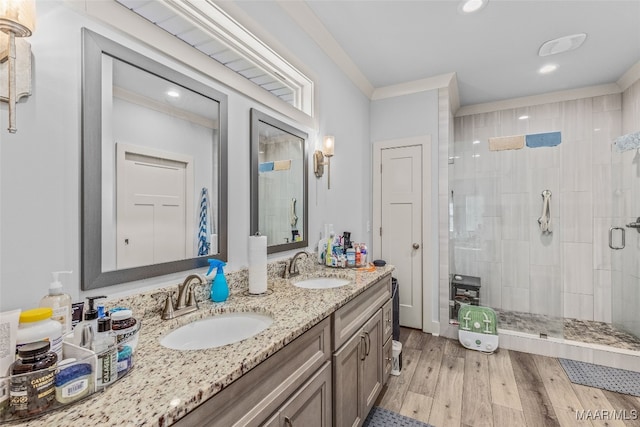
<box><xmin>611</xmin><ymin>145</ymin><xmax>640</xmax><ymax>339</ymax></box>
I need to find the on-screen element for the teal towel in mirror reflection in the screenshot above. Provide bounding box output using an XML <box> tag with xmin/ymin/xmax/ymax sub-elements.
<box><xmin>198</xmin><ymin>188</ymin><xmax>211</xmax><ymax>256</ymax></box>
<box><xmin>526</xmin><ymin>131</ymin><xmax>561</xmax><ymax>148</ymax></box>
<box><xmin>259</xmin><ymin>160</ymin><xmax>291</xmax><ymax>172</ymax></box>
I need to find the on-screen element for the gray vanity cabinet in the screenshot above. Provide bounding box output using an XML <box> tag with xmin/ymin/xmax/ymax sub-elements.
<box><xmin>263</xmin><ymin>361</ymin><xmax>332</xmax><ymax>427</ymax></box>
<box><xmin>174</xmin><ymin>317</ymin><xmax>331</xmax><ymax>427</ymax></box>
<box><xmin>381</xmin><ymin>299</ymin><xmax>393</xmax><ymax>384</ymax></box>
<box><xmin>332</xmin><ymin>274</ymin><xmax>392</xmax><ymax>427</ymax></box>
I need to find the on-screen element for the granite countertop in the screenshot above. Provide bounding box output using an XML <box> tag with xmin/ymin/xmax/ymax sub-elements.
<box><xmin>16</xmin><ymin>263</ymin><xmax>394</xmax><ymax>427</ymax></box>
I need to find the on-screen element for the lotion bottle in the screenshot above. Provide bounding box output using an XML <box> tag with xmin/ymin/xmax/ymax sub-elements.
<box><xmin>40</xmin><ymin>271</ymin><xmax>73</xmax><ymax>335</ymax></box>
<box><xmin>93</xmin><ymin>317</ymin><xmax>117</xmax><ymax>389</ymax></box>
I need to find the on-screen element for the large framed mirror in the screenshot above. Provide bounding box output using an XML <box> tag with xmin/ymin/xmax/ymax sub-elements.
<box><xmin>250</xmin><ymin>109</ymin><xmax>308</xmax><ymax>254</ymax></box>
<box><xmin>81</xmin><ymin>28</ymin><xmax>228</xmax><ymax>290</ymax></box>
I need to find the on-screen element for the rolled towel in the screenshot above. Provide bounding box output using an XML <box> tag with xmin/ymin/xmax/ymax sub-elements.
<box><xmin>613</xmin><ymin>131</ymin><xmax>640</xmax><ymax>153</ymax></box>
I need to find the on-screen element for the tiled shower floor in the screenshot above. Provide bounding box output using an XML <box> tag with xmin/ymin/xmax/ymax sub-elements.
<box><xmin>494</xmin><ymin>309</ymin><xmax>640</xmax><ymax>352</ymax></box>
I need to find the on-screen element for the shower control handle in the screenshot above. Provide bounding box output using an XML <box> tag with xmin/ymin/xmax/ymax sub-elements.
<box><xmin>626</xmin><ymin>217</ymin><xmax>640</xmax><ymax>233</ymax></box>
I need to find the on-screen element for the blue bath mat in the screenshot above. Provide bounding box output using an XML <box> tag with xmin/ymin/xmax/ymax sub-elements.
<box><xmin>559</xmin><ymin>358</ymin><xmax>640</xmax><ymax>397</ymax></box>
<box><xmin>363</xmin><ymin>406</ymin><xmax>435</xmax><ymax>427</ymax></box>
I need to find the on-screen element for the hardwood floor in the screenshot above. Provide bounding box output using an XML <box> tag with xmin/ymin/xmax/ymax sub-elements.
<box><xmin>376</xmin><ymin>328</ymin><xmax>640</xmax><ymax>427</ymax></box>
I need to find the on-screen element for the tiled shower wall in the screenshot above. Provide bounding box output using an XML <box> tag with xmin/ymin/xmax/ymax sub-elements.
<box><xmin>451</xmin><ymin>93</ymin><xmax>624</xmax><ymax>322</ymax></box>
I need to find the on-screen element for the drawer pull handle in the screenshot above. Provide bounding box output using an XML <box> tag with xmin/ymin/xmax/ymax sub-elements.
<box><xmin>360</xmin><ymin>335</ymin><xmax>367</xmax><ymax>360</ymax></box>
<box><xmin>284</xmin><ymin>416</ymin><xmax>293</xmax><ymax>426</ymax></box>
<box><xmin>364</xmin><ymin>331</ymin><xmax>371</xmax><ymax>357</ymax></box>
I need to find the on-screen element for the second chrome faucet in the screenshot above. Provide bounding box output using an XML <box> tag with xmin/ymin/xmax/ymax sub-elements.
<box><xmin>155</xmin><ymin>274</ymin><xmax>206</xmax><ymax>320</ymax></box>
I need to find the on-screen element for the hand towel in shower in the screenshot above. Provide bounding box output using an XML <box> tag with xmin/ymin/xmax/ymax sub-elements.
<box><xmin>488</xmin><ymin>135</ymin><xmax>525</xmax><ymax>151</ymax></box>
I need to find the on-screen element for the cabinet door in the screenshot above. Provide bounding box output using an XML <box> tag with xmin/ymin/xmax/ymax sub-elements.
<box><xmin>275</xmin><ymin>362</ymin><xmax>332</xmax><ymax>427</ymax></box>
<box><xmin>361</xmin><ymin>309</ymin><xmax>383</xmax><ymax>418</ymax></box>
<box><xmin>333</xmin><ymin>330</ymin><xmax>363</xmax><ymax>427</ymax></box>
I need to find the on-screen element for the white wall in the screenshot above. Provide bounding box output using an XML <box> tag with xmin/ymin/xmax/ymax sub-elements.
<box><xmin>370</xmin><ymin>91</ymin><xmax>439</xmax><ymax>142</ymax></box>
<box><xmin>0</xmin><ymin>1</ymin><xmax>370</xmax><ymax>311</ymax></box>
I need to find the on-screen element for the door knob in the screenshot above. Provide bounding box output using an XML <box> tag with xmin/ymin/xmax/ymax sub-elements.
<box><xmin>412</xmin><ymin>243</ymin><xmax>420</xmax><ymax>249</ymax></box>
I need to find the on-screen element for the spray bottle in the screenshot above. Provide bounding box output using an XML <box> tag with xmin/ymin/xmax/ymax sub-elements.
<box><xmin>206</xmin><ymin>259</ymin><xmax>228</xmax><ymax>303</ymax></box>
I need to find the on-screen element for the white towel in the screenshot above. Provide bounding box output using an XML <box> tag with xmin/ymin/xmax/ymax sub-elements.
<box><xmin>613</xmin><ymin>131</ymin><xmax>640</xmax><ymax>153</ymax></box>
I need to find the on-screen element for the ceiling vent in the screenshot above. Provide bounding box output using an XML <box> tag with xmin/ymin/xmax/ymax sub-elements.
<box><xmin>538</xmin><ymin>33</ymin><xmax>587</xmax><ymax>57</ymax></box>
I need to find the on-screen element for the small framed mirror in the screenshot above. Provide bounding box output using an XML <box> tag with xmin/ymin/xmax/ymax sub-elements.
<box><xmin>81</xmin><ymin>29</ymin><xmax>228</xmax><ymax>290</ymax></box>
<box><xmin>250</xmin><ymin>109</ymin><xmax>308</xmax><ymax>254</ymax></box>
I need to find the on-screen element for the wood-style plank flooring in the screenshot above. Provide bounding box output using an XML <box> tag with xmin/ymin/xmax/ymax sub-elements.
<box><xmin>376</xmin><ymin>328</ymin><xmax>640</xmax><ymax>427</ymax></box>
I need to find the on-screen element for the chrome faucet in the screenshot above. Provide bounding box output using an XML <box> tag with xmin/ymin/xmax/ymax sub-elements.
<box><xmin>288</xmin><ymin>251</ymin><xmax>309</xmax><ymax>278</ymax></box>
<box><xmin>153</xmin><ymin>274</ymin><xmax>205</xmax><ymax>320</ymax></box>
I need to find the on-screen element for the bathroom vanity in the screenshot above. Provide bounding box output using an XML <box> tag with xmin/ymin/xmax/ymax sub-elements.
<box><xmin>16</xmin><ymin>264</ymin><xmax>394</xmax><ymax>427</ymax></box>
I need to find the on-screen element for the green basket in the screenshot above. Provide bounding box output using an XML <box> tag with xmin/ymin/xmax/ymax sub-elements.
<box><xmin>458</xmin><ymin>305</ymin><xmax>498</xmax><ymax>335</ymax></box>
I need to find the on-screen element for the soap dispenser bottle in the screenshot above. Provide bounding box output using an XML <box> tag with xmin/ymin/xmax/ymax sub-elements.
<box><xmin>39</xmin><ymin>271</ymin><xmax>73</xmax><ymax>335</ymax></box>
<box><xmin>206</xmin><ymin>259</ymin><xmax>228</xmax><ymax>303</ymax></box>
<box><xmin>73</xmin><ymin>295</ymin><xmax>106</xmax><ymax>348</ymax></box>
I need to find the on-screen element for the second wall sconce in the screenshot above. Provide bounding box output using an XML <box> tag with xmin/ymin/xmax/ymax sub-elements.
<box><xmin>0</xmin><ymin>0</ymin><xmax>36</xmax><ymax>133</ymax></box>
<box><xmin>314</xmin><ymin>135</ymin><xmax>334</xmax><ymax>189</ymax></box>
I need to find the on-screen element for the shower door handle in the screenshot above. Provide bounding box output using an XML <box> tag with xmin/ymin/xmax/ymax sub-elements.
<box><xmin>609</xmin><ymin>227</ymin><xmax>625</xmax><ymax>250</ymax></box>
<box><xmin>626</xmin><ymin>217</ymin><xmax>640</xmax><ymax>233</ymax></box>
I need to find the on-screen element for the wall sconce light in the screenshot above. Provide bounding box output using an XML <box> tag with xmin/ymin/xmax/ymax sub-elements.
<box><xmin>0</xmin><ymin>0</ymin><xmax>35</xmax><ymax>133</ymax></box>
<box><xmin>314</xmin><ymin>135</ymin><xmax>334</xmax><ymax>189</ymax></box>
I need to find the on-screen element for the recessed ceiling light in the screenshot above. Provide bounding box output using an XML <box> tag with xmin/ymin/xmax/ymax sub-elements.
<box><xmin>166</xmin><ymin>89</ymin><xmax>180</xmax><ymax>98</ymax></box>
<box><xmin>458</xmin><ymin>0</ymin><xmax>488</xmax><ymax>14</ymax></box>
<box><xmin>518</xmin><ymin>115</ymin><xmax>529</xmax><ymax>120</ymax></box>
<box><xmin>538</xmin><ymin>33</ymin><xmax>587</xmax><ymax>57</ymax></box>
<box><xmin>473</xmin><ymin>140</ymin><xmax>480</xmax><ymax>144</ymax></box>
<box><xmin>472</xmin><ymin>154</ymin><xmax>480</xmax><ymax>158</ymax></box>
<box><xmin>539</xmin><ymin>64</ymin><xmax>558</xmax><ymax>74</ymax></box>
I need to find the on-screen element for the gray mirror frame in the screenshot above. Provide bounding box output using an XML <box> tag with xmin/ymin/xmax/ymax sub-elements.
<box><xmin>250</xmin><ymin>109</ymin><xmax>308</xmax><ymax>254</ymax></box>
<box><xmin>81</xmin><ymin>28</ymin><xmax>228</xmax><ymax>290</ymax></box>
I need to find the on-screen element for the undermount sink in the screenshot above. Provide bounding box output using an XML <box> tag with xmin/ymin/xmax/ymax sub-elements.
<box><xmin>160</xmin><ymin>312</ymin><xmax>273</xmax><ymax>350</ymax></box>
<box><xmin>293</xmin><ymin>277</ymin><xmax>351</xmax><ymax>289</ymax></box>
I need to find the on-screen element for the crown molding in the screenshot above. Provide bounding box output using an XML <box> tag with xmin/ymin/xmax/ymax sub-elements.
<box><xmin>276</xmin><ymin>0</ymin><xmax>374</xmax><ymax>98</ymax></box>
<box><xmin>455</xmin><ymin>83</ymin><xmax>621</xmax><ymax>117</ymax></box>
<box><xmin>617</xmin><ymin>60</ymin><xmax>640</xmax><ymax>92</ymax></box>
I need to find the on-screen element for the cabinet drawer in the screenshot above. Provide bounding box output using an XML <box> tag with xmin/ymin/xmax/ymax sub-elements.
<box><xmin>332</xmin><ymin>274</ymin><xmax>391</xmax><ymax>350</ymax></box>
<box><xmin>382</xmin><ymin>299</ymin><xmax>392</xmax><ymax>343</ymax></box>
<box><xmin>383</xmin><ymin>337</ymin><xmax>392</xmax><ymax>385</ymax></box>
<box><xmin>175</xmin><ymin>317</ymin><xmax>331</xmax><ymax>427</ymax></box>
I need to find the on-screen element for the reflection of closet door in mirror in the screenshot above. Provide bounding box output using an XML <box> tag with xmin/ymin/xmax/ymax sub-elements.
<box><xmin>115</xmin><ymin>143</ymin><xmax>194</xmax><ymax>269</ymax></box>
<box><xmin>81</xmin><ymin>28</ymin><xmax>228</xmax><ymax>290</ymax></box>
<box><xmin>250</xmin><ymin>109</ymin><xmax>308</xmax><ymax>254</ymax></box>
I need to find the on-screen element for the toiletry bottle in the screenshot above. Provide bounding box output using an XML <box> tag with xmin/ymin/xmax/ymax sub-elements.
<box><xmin>39</xmin><ymin>271</ymin><xmax>73</xmax><ymax>336</ymax></box>
<box><xmin>16</xmin><ymin>308</ymin><xmax>63</xmax><ymax>361</ymax></box>
<box><xmin>317</xmin><ymin>235</ymin><xmax>327</xmax><ymax>264</ymax></box>
<box><xmin>325</xmin><ymin>232</ymin><xmax>334</xmax><ymax>267</ymax></box>
<box><xmin>207</xmin><ymin>259</ymin><xmax>229</xmax><ymax>302</ymax></box>
<box><xmin>10</xmin><ymin>341</ymin><xmax>58</xmax><ymax>417</ymax></box>
<box><xmin>93</xmin><ymin>317</ymin><xmax>117</xmax><ymax>389</ymax></box>
<box><xmin>72</xmin><ymin>296</ymin><xmax>106</xmax><ymax>349</ymax></box>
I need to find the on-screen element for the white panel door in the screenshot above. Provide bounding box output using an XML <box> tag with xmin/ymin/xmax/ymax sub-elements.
<box><xmin>381</xmin><ymin>145</ymin><xmax>423</xmax><ymax>329</ymax></box>
<box><xmin>116</xmin><ymin>144</ymin><xmax>194</xmax><ymax>269</ymax></box>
